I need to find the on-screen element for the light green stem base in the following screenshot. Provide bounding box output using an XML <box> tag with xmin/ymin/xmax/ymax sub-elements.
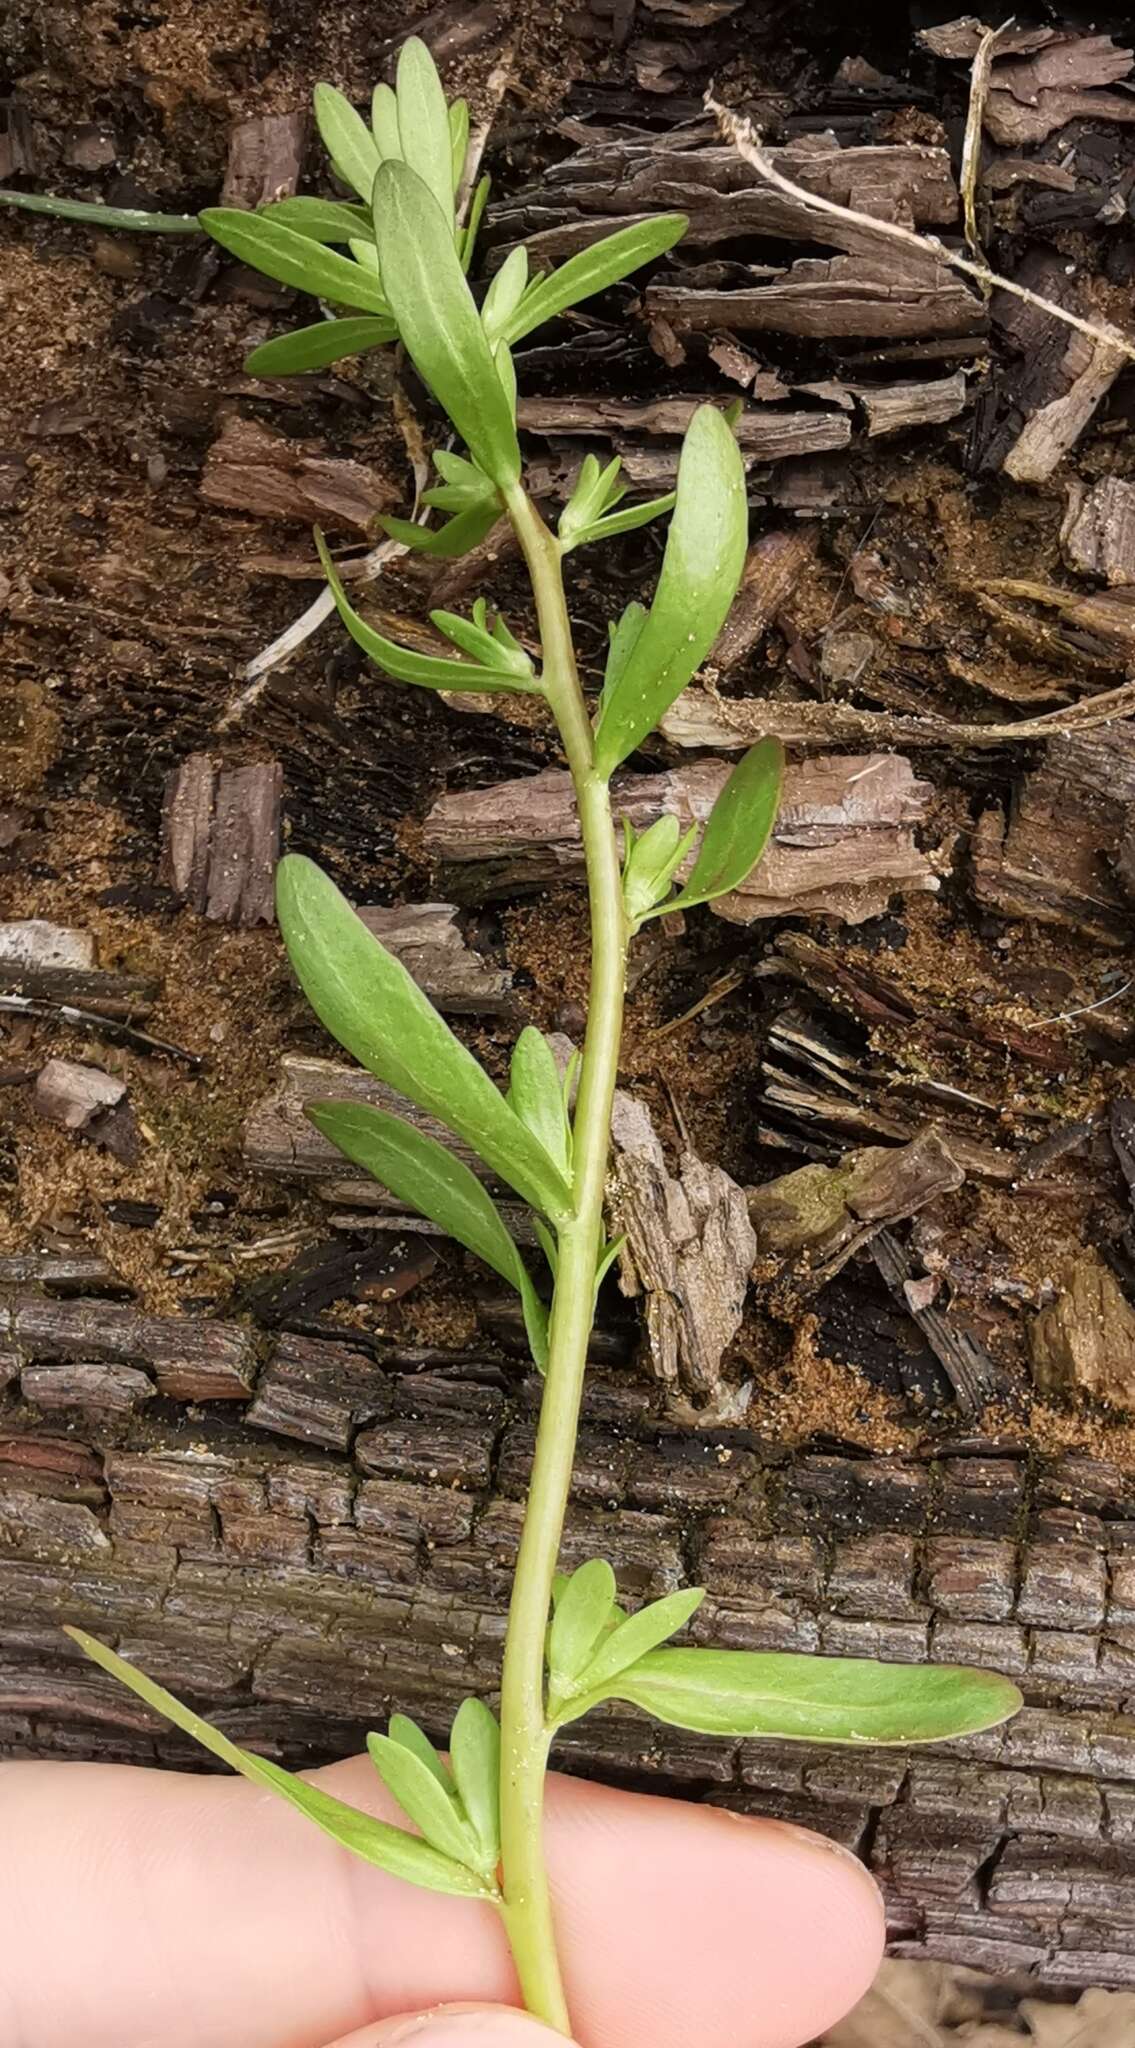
<box><xmin>496</xmin><ymin>489</ymin><xmax>628</xmax><ymax>2031</ymax></box>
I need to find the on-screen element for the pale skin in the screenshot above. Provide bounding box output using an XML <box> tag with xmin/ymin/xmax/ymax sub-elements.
<box><xmin>0</xmin><ymin>1757</ymin><xmax>884</xmax><ymax>2048</ymax></box>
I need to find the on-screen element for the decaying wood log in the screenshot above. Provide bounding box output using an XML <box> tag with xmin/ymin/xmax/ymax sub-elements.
<box><xmin>5</xmin><ymin>1314</ymin><xmax>1135</xmax><ymax>1989</ymax></box>
<box><xmin>0</xmin><ymin>1296</ymin><xmax>257</xmax><ymax>1401</ymax></box>
<box><xmin>161</xmin><ymin>753</ymin><xmax>281</xmax><ymax>926</ymax></box>
<box><xmin>608</xmin><ymin>1090</ymin><xmax>755</xmax><ymax>1417</ymax></box>
<box><xmin>972</xmin><ymin>722</ymin><xmax>1135</xmax><ymax>945</ymax></box>
<box><xmin>423</xmin><ymin>757</ymin><xmax>938</xmax><ymax>926</ymax></box>
<box><xmin>201</xmin><ymin>416</ymin><xmax>396</xmax><ymax>533</ymax></box>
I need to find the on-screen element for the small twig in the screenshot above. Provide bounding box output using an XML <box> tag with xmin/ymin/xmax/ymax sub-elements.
<box><xmin>0</xmin><ymin>994</ymin><xmax>204</xmax><ymax>1069</ymax></box>
<box><xmin>650</xmin><ymin>969</ymin><xmax>744</xmax><ymax>1040</ymax></box>
<box><xmin>960</xmin><ymin>20</ymin><xmax>1014</xmax><ymax>273</ymax></box>
<box><xmin>707</xmin><ymin>96</ymin><xmax>1135</xmax><ymax>368</ymax></box>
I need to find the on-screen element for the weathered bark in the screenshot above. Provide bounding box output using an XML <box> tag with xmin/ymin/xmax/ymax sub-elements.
<box><xmin>3</xmin><ymin>1293</ymin><xmax>1135</xmax><ymax>1989</ymax></box>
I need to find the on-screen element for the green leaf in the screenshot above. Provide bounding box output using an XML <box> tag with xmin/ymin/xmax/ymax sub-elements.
<box><xmin>563</xmin><ymin>1587</ymin><xmax>705</xmax><ymax>1707</ymax></box>
<box><xmin>622</xmin><ymin>812</ymin><xmax>696</xmax><ymax>927</ymax></box>
<box><xmin>0</xmin><ymin>187</ymin><xmax>202</xmax><ymax>232</ymax></box>
<box><xmin>199</xmin><ymin>208</ymin><xmax>390</xmax><ymax>314</ymax></box>
<box><xmin>566</xmin><ymin>492</ymin><xmax>676</xmax><ymax>553</ymax></box>
<box><xmin>245</xmin><ymin>316</ymin><xmax>396</xmax><ymax>377</ymax></box>
<box><xmin>482</xmin><ymin>246</ymin><xmax>529</xmax><ymax>344</ymax></box>
<box><xmin>459</xmin><ymin>175</ymin><xmax>490</xmax><ymax>273</ymax></box>
<box><xmin>589</xmin><ymin>1648</ymin><xmax>1023</xmax><ymax>1745</ymax></box>
<box><xmin>314</xmin><ymin>83</ymin><xmax>381</xmax><ymax>203</ymax></box>
<box><xmin>502</xmin><ymin>215</ymin><xmax>688</xmax><ymax>345</ymax></box>
<box><xmin>548</xmin><ymin>1559</ymin><xmax>618</xmax><ymax>1698</ymax></box>
<box><xmin>371</xmin><ymin>83</ymin><xmax>402</xmax><ymax>162</ymax></box>
<box><xmin>532</xmin><ymin>1215</ymin><xmax>559</xmax><ymax>1279</ymax></box>
<box><xmin>430</xmin><ymin>606</ymin><xmax>533</xmax><ymax>679</ymax></box>
<box><xmin>449</xmin><ymin>1699</ymin><xmax>501</xmax><ymax>1875</ymax></box>
<box><xmin>507</xmin><ymin>1027</ymin><xmax>572</xmax><ymax>1181</ymax></box>
<box><xmin>379</xmin><ymin>504</ymin><xmax>502</xmax><ymax>559</ymax></box>
<box><xmin>349</xmin><ymin>236</ymin><xmax>382</xmax><ymax>276</ymax></box>
<box><xmin>449</xmin><ymin>99</ymin><xmax>470</xmax><ymax>195</ymax></box>
<box><xmin>594</xmin><ymin>1234</ymin><xmax>625</xmax><ymax>1295</ymax></box>
<box><xmin>396</xmin><ymin>37</ymin><xmax>455</xmax><ymax>228</ymax></box>
<box><xmin>307</xmin><ymin>1100</ymin><xmax>549</xmax><ymax>1370</ymax></box>
<box><xmin>261</xmin><ymin>197</ymin><xmax>371</xmax><ymax>242</ymax></box>
<box><xmin>599</xmin><ymin>601</ymin><xmax>648</xmax><ymax>720</ymax></box>
<box><xmin>316</xmin><ymin>530</ymin><xmax>532</xmax><ymax>691</ymax></box>
<box><xmin>593</xmin><ymin>406</ymin><xmax>748</xmax><ymax>777</ymax></box>
<box><xmin>66</xmin><ymin>1629</ymin><xmax>488</xmax><ymax>1898</ymax></box>
<box><xmin>389</xmin><ymin>1712</ymin><xmax>451</xmax><ymax>1791</ymax></box>
<box><xmin>661</xmin><ymin>738</ymin><xmax>784</xmax><ymax>917</ymax></box>
<box><xmin>368</xmin><ymin>1731</ymin><xmax>482</xmax><ymax>1870</ymax></box>
<box><xmin>278</xmin><ymin>857</ymin><xmax>572</xmax><ymax>1223</ymax></box>
<box><xmin>373</xmin><ymin>161</ymin><xmax>521</xmax><ymax>489</ymax></box>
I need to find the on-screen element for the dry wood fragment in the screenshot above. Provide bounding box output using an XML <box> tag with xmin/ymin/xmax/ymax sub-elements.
<box><xmin>356</xmin><ymin>904</ymin><xmax>514</xmax><ymax>1014</ymax></box>
<box><xmin>922</xmin><ymin>24</ymin><xmax>1135</xmax><ymax>148</ymax></box>
<box><xmin>607</xmin><ymin>1092</ymin><xmax>755</xmax><ymax>1415</ymax></box>
<box><xmin>646</xmin><ymin>259</ymin><xmax>983</xmax><ymax>343</ymax></box>
<box><xmin>0</xmin><ymin>923</ymin><xmax>94</xmax><ymax>971</ymax></box>
<box><xmin>0</xmin><ymin>963</ymin><xmax>157</xmax><ymax>1020</ymax></box>
<box><xmin>872</xmin><ymin>1228</ymin><xmax>1017</xmax><ymax>1420</ymax></box>
<box><xmin>201</xmin><ymin>416</ymin><xmax>396</xmax><ymax>533</ymax></box>
<box><xmin>850</xmin><ymin>372</ymin><xmax>968</xmax><ymax>437</ymax></box>
<box><xmin>972</xmin><ymin>723</ymin><xmax>1135</xmax><ymax>946</ymax></box>
<box><xmin>662</xmin><ymin>677</ymin><xmax>1135</xmax><ymax>754</ymax></box>
<box><xmin>749</xmin><ymin>1132</ymin><xmax>964</xmax><ymax>1285</ymax></box>
<box><xmin>708</xmin><ymin>530</ymin><xmax>816</xmax><ymax>672</ymax></box>
<box><xmin>161</xmin><ymin>753</ymin><xmax>281</xmax><ymax>926</ymax></box>
<box><xmin>1062</xmin><ymin>479</ymin><xmax>1135</xmax><ymax>587</ymax></box>
<box><xmin>33</xmin><ymin>1059</ymin><xmax>124</xmax><ymax>1132</ymax></box>
<box><xmin>220</xmin><ymin>110</ymin><xmax>309</xmax><ymax>211</ymax></box>
<box><xmin>516</xmin><ymin>394</ymin><xmax>851</xmax><ymax>463</ymax></box>
<box><xmin>1002</xmin><ymin>333</ymin><xmax>1128</xmax><ymax>486</ymax></box>
<box><xmin>1029</xmin><ymin>1255</ymin><xmax>1135</xmax><ymax>1411</ymax></box>
<box><xmin>423</xmin><ymin>756</ymin><xmax>937</xmax><ymax>926</ymax></box>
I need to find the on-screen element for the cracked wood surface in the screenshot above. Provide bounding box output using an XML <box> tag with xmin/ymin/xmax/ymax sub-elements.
<box><xmin>3</xmin><ymin>1292</ymin><xmax>1135</xmax><ymax>1988</ymax></box>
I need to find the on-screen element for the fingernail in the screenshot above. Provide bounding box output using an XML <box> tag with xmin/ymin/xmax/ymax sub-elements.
<box><xmin>385</xmin><ymin>2007</ymin><xmax>567</xmax><ymax>2045</ymax></box>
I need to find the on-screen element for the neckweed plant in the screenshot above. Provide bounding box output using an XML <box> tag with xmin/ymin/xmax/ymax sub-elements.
<box><xmin>69</xmin><ymin>38</ymin><xmax>1022</xmax><ymax>2033</ymax></box>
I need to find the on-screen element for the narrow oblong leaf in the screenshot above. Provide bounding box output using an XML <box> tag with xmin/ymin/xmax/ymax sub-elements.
<box><xmin>665</xmin><ymin>738</ymin><xmax>784</xmax><ymax>915</ymax></box>
<box><xmin>548</xmin><ymin>1559</ymin><xmax>618</xmax><ymax>1696</ymax></box>
<box><xmin>379</xmin><ymin>503</ymin><xmax>502</xmax><ymax>560</ymax></box>
<box><xmin>373</xmin><ymin>161</ymin><xmax>521</xmax><ymax>489</ymax></box>
<box><xmin>372</xmin><ymin>83</ymin><xmax>402</xmax><ymax>162</ymax></box>
<box><xmin>622</xmin><ymin>813</ymin><xmax>684</xmax><ymax>925</ymax></box>
<box><xmin>593</xmin><ymin>406</ymin><xmax>748</xmax><ymax>777</ymax></box>
<box><xmin>314</xmin><ymin>83</ymin><xmax>381</xmax><ymax>203</ymax></box>
<box><xmin>459</xmin><ymin>174</ymin><xmax>490</xmax><ymax>273</ymax></box>
<box><xmin>430</xmin><ymin>607</ymin><xmax>532</xmax><ymax>678</ymax></box>
<box><xmin>66</xmin><ymin>1629</ymin><xmax>487</xmax><ymax>1897</ymax></box>
<box><xmin>502</xmin><ymin>214</ymin><xmax>688</xmax><ymax>345</ymax></box>
<box><xmin>261</xmin><ymin>197</ymin><xmax>371</xmax><ymax>242</ymax></box>
<box><xmin>482</xmin><ymin>245</ymin><xmax>529</xmax><ymax>343</ymax></box>
<box><xmin>367</xmin><ymin>1731</ymin><xmax>482</xmax><ymax>1869</ymax></box>
<box><xmin>199</xmin><ymin>208</ymin><xmax>390</xmax><ymax>314</ymax></box>
<box><xmin>507</xmin><ymin>1027</ymin><xmax>572</xmax><ymax>1180</ymax></box>
<box><xmin>567</xmin><ymin>1587</ymin><xmax>705</xmax><ymax>1702</ymax></box>
<box><xmin>307</xmin><ymin>1101</ymin><xmax>549</xmax><ymax>1370</ymax></box>
<box><xmin>317</xmin><ymin>530</ymin><xmax>532</xmax><ymax>691</ymax></box>
<box><xmin>599</xmin><ymin>601</ymin><xmax>648</xmax><ymax>719</ymax></box>
<box><xmin>245</xmin><ymin>317</ymin><xmax>395</xmax><ymax>377</ymax></box>
<box><xmin>396</xmin><ymin>37</ymin><xmax>454</xmax><ymax>226</ymax></box>
<box><xmin>449</xmin><ymin>1699</ymin><xmax>501</xmax><ymax>1874</ymax></box>
<box><xmin>594</xmin><ymin>1648</ymin><xmax>1023</xmax><ymax>1744</ymax></box>
<box><xmin>389</xmin><ymin>1712</ymin><xmax>451</xmax><ymax>1791</ymax></box>
<box><xmin>0</xmin><ymin>187</ymin><xmax>201</xmax><ymax>232</ymax></box>
<box><xmin>277</xmin><ymin>857</ymin><xmax>572</xmax><ymax>1223</ymax></box>
<box><xmin>449</xmin><ymin>99</ymin><xmax>470</xmax><ymax>195</ymax></box>
<box><xmin>568</xmin><ymin>491</ymin><xmax>676</xmax><ymax>551</ymax></box>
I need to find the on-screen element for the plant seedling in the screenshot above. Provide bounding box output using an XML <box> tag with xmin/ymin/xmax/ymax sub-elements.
<box><xmin>69</xmin><ymin>39</ymin><xmax>1022</xmax><ymax>2035</ymax></box>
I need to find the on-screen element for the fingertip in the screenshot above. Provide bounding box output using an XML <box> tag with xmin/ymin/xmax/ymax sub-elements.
<box><xmin>325</xmin><ymin>2007</ymin><xmax>574</xmax><ymax>2048</ymax></box>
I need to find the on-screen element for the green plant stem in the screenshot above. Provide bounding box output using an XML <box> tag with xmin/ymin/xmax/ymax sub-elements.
<box><xmin>497</xmin><ymin>488</ymin><xmax>628</xmax><ymax>2032</ymax></box>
